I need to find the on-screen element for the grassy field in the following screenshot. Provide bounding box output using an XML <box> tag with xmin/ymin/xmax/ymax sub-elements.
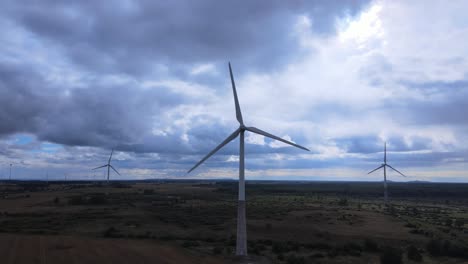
<box><xmin>0</xmin><ymin>180</ymin><xmax>467</xmax><ymax>263</ymax></box>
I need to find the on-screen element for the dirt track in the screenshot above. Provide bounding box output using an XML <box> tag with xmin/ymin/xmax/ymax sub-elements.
<box><xmin>0</xmin><ymin>234</ymin><xmax>227</xmax><ymax>264</ymax></box>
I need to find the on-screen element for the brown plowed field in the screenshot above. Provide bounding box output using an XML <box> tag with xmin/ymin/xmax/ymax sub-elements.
<box><xmin>0</xmin><ymin>233</ymin><xmax>227</xmax><ymax>264</ymax></box>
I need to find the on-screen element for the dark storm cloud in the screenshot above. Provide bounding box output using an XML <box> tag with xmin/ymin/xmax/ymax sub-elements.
<box><xmin>0</xmin><ymin>0</ymin><xmax>370</xmax><ymax>156</ymax></box>
<box><xmin>0</xmin><ymin>63</ymin><xmax>55</xmax><ymax>137</ymax></box>
<box><xmin>0</xmin><ymin>60</ymin><xmax>189</xmax><ymax>151</ymax></box>
<box><xmin>0</xmin><ymin>58</ymin><xmax>311</xmax><ymax>158</ymax></box>
<box><xmin>2</xmin><ymin>0</ymin><xmax>369</xmax><ymax>75</ymax></box>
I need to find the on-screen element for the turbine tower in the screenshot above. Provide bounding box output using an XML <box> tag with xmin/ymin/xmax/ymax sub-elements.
<box><xmin>92</xmin><ymin>149</ymin><xmax>120</xmax><ymax>183</ymax></box>
<box><xmin>368</xmin><ymin>142</ymin><xmax>406</xmax><ymax>204</ymax></box>
<box><xmin>188</xmin><ymin>62</ymin><xmax>309</xmax><ymax>256</ymax></box>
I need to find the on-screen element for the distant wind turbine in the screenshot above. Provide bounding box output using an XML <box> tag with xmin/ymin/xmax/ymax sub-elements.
<box><xmin>368</xmin><ymin>142</ymin><xmax>406</xmax><ymax>204</ymax></box>
<box><xmin>92</xmin><ymin>149</ymin><xmax>120</xmax><ymax>183</ymax></box>
<box><xmin>9</xmin><ymin>163</ymin><xmax>12</xmax><ymax>181</ymax></box>
<box><xmin>188</xmin><ymin>62</ymin><xmax>309</xmax><ymax>256</ymax></box>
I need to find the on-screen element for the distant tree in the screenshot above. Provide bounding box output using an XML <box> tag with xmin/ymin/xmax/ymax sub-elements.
<box><xmin>338</xmin><ymin>198</ymin><xmax>348</xmax><ymax>206</ymax></box>
<box><xmin>455</xmin><ymin>219</ymin><xmax>465</xmax><ymax>228</ymax></box>
<box><xmin>445</xmin><ymin>218</ymin><xmax>453</xmax><ymax>227</ymax></box>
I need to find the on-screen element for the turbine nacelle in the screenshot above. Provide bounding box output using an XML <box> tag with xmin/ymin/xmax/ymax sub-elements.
<box><xmin>367</xmin><ymin>143</ymin><xmax>406</xmax><ymax>178</ymax></box>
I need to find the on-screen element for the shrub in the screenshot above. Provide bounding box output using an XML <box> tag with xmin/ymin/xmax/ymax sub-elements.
<box><xmin>212</xmin><ymin>246</ymin><xmax>223</xmax><ymax>255</ymax></box>
<box><xmin>407</xmin><ymin>245</ymin><xmax>422</xmax><ymax>262</ymax></box>
<box><xmin>309</xmin><ymin>253</ymin><xmax>324</xmax><ymax>259</ymax></box>
<box><xmin>455</xmin><ymin>219</ymin><xmax>465</xmax><ymax>228</ymax></box>
<box><xmin>182</xmin><ymin>240</ymin><xmax>200</xmax><ymax>248</ymax></box>
<box><xmin>445</xmin><ymin>218</ymin><xmax>453</xmax><ymax>227</ymax></box>
<box><xmin>338</xmin><ymin>198</ymin><xmax>348</xmax><ymax>206</ymax></box>
<box><xmin>143</xmin><ymin>189</ymin><xmax>154</xmax><ymax>195</ymax></box>
<box><xmin>103</xmin><ymin>226</ymin><xmax>117</xmax><ymax>237</ymax></box>
<box><xmin>272</xmin><ymin>241</ymin><xmax>288</xmax><ymax>254</ymax></box>
<box><xmin>342</xmin><ymin>242</ymin><xmax>362</xmax><ymax>256</ymax></box>
<box><xmin>68</xmin><ymin>196</ymin><xmax>85</xmax><ymax>205</ymax></box>
<box><xmin>380</xmin><ymin>246</ymin><xmax>402</xmax><ymax>264</ymax></box>
<box><xmin>427</xmin><ymin>239</ymin><xmax>442</xmax><ymax>256</ymax></box>
<box><xmin>364</xmin><ymin>238</ymin><xmax>379</xmax><ymax>252</ymax></box>
<box><xmin>305</xmin><ymin>242</ymin><xmax>332</xmax><ymax>250</ymax></box>
<box><xmin>88</xmin><ymin>195</ymin><xmax>107</xmax><ymax>205</ymax></box>
<box><xmin>286</xmin><ymin>254</ymin><xmax>305</xmax><ymax>264</ymax></box>
<box><xmin>53</xmin><ymin>197</ymin><xmax>60</xmax><ymax>204</ymax></box>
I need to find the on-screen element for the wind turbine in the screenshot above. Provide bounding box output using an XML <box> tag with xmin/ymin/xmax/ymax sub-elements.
<box><xmin>188</xmin><ymin>62</ymin><xmax>309</xmax><ymax>256</ymax></box>
<box><xmin>92</xmin><ymin>149</ymin><xmax>120</xmax><ymax>183</ymax></box>
<box><xmin>9</xmin><ymin>163</ymin><xmax>12</xmax><ymax>181</ymax></box>
<box><xmin>368</xmin><ymin>142</ymin><xmax>406</xmax><ymax>204</ymax></box>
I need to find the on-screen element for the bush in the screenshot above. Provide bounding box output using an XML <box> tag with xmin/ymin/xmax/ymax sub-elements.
<box><xmin>212</xmin><ymin>246</ymin><xmax>223</xmax><ymax>255</ymax></box>
<box><xmin>455</xmin><ymin>219</ymin><xmax>465</xmax><ymax>228</ymax></box>
<box><xmin>305</xmin><ymin>242</ymin><xmax>332</xmax><ymax>250</ymax></box>
<box><xmin>88</xmin><ymin>195</ymin><xmax>107</xmax><ymax>205</ymax></box>
<box><xmin>338</xmin><ymin>198</ymin><xmax>348</xmax><ymax>206</ymax></box>
<box><xmin>309</xmin><ymin>253</ymin><xmax>324</xmax><ymax>259</ymax></box>
<box><xmin>445</xmin><ymin>218</ymin><xmax>453</xmax><ymax>227</ymax></box>
<box><xmin>182</xmin><ymin>240</ymin><xmax>200</xmax><ymax>248</ymax></box>
<box><xmin>342</xmin><ymin>242</ymin><xmax>362</xmax><ymax>256</ymax></box>
<box><xmin>407</xmin><ymin>245</ymin><xmax>422</xmax><ymax>262</ymax></box>
<box><xmin>68</xmin><ymin>196</ymin><xmax>85</xmax><ymax>205</ymax></box>
<box><xmin>103</xmin><ymin>226</ymin><xmax>117</xmax><ymax>237</ymax></box>
<box><xmin>380</xmin><ymin>246</ymin><xmax>402</xmax><ymax>264</ymax></box>
<box><xmin>427</xmin><ymin>239</ymin><xmax>468</xmax><ymax>258</ymax></box>
<box><xmin>272</xmin><ymin>241</ymin><xmax>288</xmax><ymax>254</ymax></box>
<box><xmin>143</xmin><ymin>189</ymin><xmax>154</xmax><ymax>195</ymax></box>
<box><xmin>364</xmin><ymin>239</ymin><xmax>379</xmax><ymax>252</ymax></box>
<box><xmin>286</xmin><ymin>254</ymin><xmax>305</xmax><ymax>264</ymax></box>
<box><xmin>53</xmin><ymin>197</ymin><xmax>60</xmax><ymax>204</ymax></box>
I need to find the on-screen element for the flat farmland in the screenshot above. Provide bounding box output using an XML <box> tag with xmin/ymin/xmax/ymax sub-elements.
<box><xmin>1</xmin><ymin>180</ymin><xmax>468</xmax><ymax>263</ymax></box>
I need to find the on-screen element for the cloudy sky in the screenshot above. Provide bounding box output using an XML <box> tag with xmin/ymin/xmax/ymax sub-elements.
<box><xmin>1</xmin><ymin>0</ymin><xmax>467</xmax><ymax>182</ymax></box>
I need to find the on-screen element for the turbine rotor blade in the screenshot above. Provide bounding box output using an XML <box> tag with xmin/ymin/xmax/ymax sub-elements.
<box><xmin>108</xmin><ymin>149</ymin><xmax>114</xmax><ymax>164</ymax></box>
<box><xmin>188</xmin><ymin>128</ymin><xmax>241</xmax><ymax>173</ymax></box>
<box><xmin>386</xmin><ymin>164</ymin><xmax>406</xmax><ymax>177</ymax></box>
<box><xmin>367</xmin><ymin>164</ymin><xmax>384</xmax><ymax>174</ymax></box>
<box><xmin>245</xmin><ymin>126</ymin><xmax>309</xmax><ymax>151</ymax></box>
<box><xmin>229</xmin><ymin>62</ymin><xmax>244</xmax><ymax>125</ymax></box>
<box><xmin>384</xmin><ymin>142</ymin><xmax>387</xmax><ymax>163</ymax></box>
<box><xmin>110</xmin><ymin>165</ymin><xmax>120</xmax><ymax>176</ymax></box>
<box><xmin>92</xmin><ymin>165</ymin><xmax>108</xmax><ymax>170</ymax></box>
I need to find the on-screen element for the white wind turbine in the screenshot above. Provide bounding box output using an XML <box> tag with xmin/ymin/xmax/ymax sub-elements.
<box><xmin>188</xmin><ymin>62</ymin><xmax>309</xmax><ymax>256</ymax></box>
<box><xmin>92</xmin><ymin>149</ymin><xmax>120</xmax><ymax>183</ymax></box>
<box><xmin>368</xmin><ymin>142</ymin><xmax>406</xmax><ymax>204</ymax></box>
